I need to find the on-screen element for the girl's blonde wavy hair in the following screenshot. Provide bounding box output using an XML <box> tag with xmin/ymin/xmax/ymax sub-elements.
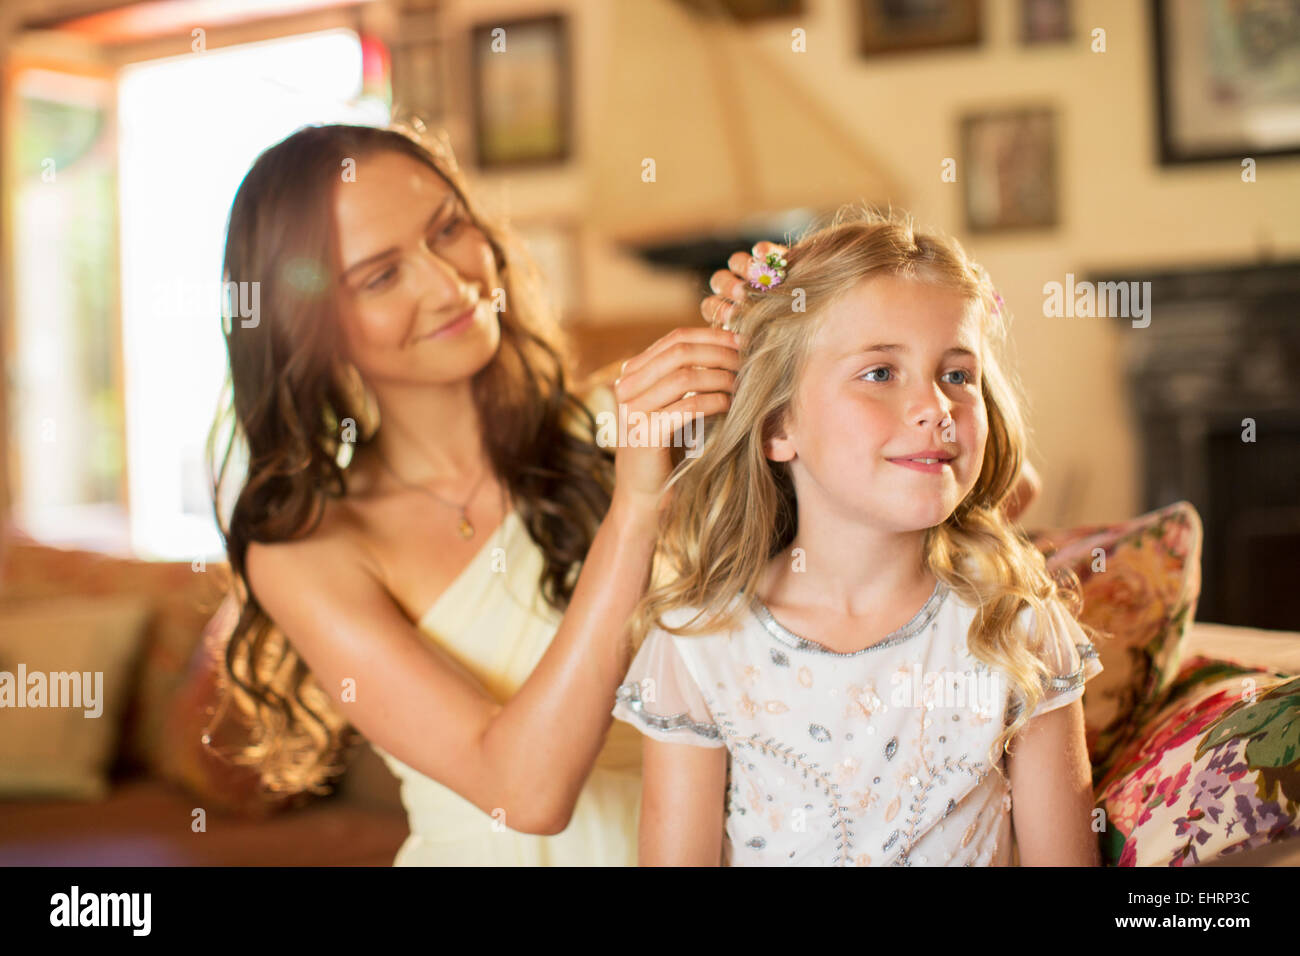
<box><xmin>629</xmin><ymin>204</ymin><xmax>1091</xmax><ymax>777</ymax></box>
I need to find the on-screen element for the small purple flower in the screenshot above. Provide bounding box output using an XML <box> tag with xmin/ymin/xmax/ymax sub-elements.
<box><xmin>749</xmin><ymin>260</ymin><xmax>783</xmax><ymax>290</ymax></box>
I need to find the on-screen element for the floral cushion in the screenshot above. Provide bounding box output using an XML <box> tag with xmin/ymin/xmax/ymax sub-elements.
<box><xmin>1093</xmin><ymin>656</ymin><xmax>1300</xmax><ymax>866</ymax></box>
<box><xmin>1029</xmin><ymin>501</ymin><xmax>1203</xmax><ymax>780</ymax></box>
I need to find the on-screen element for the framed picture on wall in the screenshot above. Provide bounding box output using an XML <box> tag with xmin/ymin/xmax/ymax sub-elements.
<box><xmin>960</xmin><ymin>107</ymin><xmax>1059</xmax><ymax>232</ymax></box>
<box><xmin>470</xmin><ymin>14</ymin><xmax>572</xmax><ymax>169</ymax></box>
<box><xmin>676</xmin><ymin>0</ymin><xmax>806</xmax><ymax>19</ymax></box>
<box><xmin>1021</xmin><ymin>0</ymin><xmax>1071</xmax><ymax>43</ymax></box>
<box><xmin>1153</xmin><ymin>0</ymin><xmax>1300</xmax><ymax>163</ymax></box>
<box><xmin>856</xmin><ymin>0</ymin><xmax>981</xmax><ymax>56</ymax></box>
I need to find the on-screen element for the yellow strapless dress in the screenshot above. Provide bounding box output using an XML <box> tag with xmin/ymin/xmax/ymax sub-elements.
<box><xmin>371</xmin><ymin>386</ymin><xmax>643</xmax><ymax>865</ymax></box>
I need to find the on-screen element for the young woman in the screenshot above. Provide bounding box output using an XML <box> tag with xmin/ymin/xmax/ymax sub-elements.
<box><xmin>208</xmin><ymin>123</ymin><xmax>741</xmax><ymax>865</ymax></box>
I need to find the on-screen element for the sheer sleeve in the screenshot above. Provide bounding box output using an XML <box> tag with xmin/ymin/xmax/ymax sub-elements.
<box><xmin>1025</xmin><ymin>599</ymin><xmax>1104</xmax><ymax>720</ymax></box>
<box><xmin>612</xmin><ymin>628</ymin><xmax>726</xmax><ymax>748</ymax></box>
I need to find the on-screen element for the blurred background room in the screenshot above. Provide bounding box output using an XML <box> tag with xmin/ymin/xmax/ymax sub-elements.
<box><xmin>1</xmin><ymin>0</ymin><xmax>1298</xmax><ymax>867</ymax></box>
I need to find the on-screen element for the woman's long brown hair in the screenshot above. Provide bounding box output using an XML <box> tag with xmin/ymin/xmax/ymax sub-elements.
<box><xmin>206</xmin><ymin>124</ymin><xmax>614</xmax><ymax>796</ymax></box>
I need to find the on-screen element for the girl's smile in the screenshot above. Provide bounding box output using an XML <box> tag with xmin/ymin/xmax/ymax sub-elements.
<box><xmin>887</xmin><ymin>456</ymin><xmax>952</xmax><ymax>474</ymax></box>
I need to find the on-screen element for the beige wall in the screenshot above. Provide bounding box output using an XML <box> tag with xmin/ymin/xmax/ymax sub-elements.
<box><xmin>5</xmin><ymin>0</ymin><xmax>1296</xmax><ymax>529</ymax></box>
<box><xmin>443</xmin><ymin>0</ymin><xmax>1300</xmax><ymax>530</ymax></box>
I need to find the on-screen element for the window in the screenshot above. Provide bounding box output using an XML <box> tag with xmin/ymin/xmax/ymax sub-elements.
<box><xmin>10</xmin><ymin>26</ymin><xmax>388</xmax><ymax>558</ymax></box>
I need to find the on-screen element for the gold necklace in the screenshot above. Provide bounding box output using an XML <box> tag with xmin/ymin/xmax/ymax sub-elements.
<box><xmin>371</xmin><ymin>449</ymin><xmax>490</xmax><ymax>540</ymax></box>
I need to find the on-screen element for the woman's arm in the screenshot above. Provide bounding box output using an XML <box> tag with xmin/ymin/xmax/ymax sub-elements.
<box><xmin>249</xmin><ymin>325</ymin><xmax>740</xmax><ymax>835</ymax></box>
<box><xmin>639</xmin><ymin>737</ymin><xmax>728</xmax><ymax>865</ymax></box>
<box><xmin>1006</xmin><ymin>697</ymin><xmax>1101</xmax><ymax>865</ymax></box>
<box><xmin>248</xmin><ymin>497</ymin><xmax>659</xmax><ymax>834</ymax></box>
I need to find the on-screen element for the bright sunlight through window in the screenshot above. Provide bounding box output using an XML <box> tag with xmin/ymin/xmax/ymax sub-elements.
<box><xmin>117</xmin><ymin>28</ymin><xmax>386</xmax><ymax>560</ymax></box>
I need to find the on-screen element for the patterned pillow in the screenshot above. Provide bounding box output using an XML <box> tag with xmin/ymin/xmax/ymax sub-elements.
<box><xmin>1029</xmin><ymin>501</ymin><xmax>1203</xmax><ymax>779</ymax></box>
<box><xmin>0</xmin><ymin>595</ymin><xmax>153</xmax><ymax>799</ymax></box>
<box><xmin>1094</xmin><ymin>656</ymin><xmax>1300</xmax><ymax>866</ymax></box>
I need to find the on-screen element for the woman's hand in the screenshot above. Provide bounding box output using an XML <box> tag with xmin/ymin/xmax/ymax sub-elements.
<box><xmin>701</xmin><ymin>240</ymin><xmax>788</xmax><ymax>330</ymax></box>
<box><xmin>611</xmin><ymin>325</ymin><xmax>742</xmax><ymax>516</ymax></box>
<box><xmin>608</xmin><ymin>242</ymin><xmax>785</xmax><ymax>516</ymax></box>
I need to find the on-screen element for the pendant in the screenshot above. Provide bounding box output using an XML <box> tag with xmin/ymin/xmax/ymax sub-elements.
<box><xmin>457</xmin><ymin>516</ymin><xmax>475</xmax><ymax>539</ymax></box>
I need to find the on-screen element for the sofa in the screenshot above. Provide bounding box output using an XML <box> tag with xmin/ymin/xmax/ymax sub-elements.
<box><xmin>2</xmin><ymin>501</ymin><xmax>1297</xmax><ymax>867</ymax></box>
<box><xmin>0</xmin><ymin>526</ymin><xmax>409</xmax><ymax>866</ymax></box>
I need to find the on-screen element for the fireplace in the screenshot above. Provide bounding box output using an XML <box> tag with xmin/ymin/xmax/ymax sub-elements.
<box><xmin>1093</xmin><ymin>260</ymin><xmax>1300</xmax><ymax>631</ymax></box>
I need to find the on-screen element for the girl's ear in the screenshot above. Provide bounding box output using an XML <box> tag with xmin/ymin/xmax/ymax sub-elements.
<box><xmin>763</xmin><ymin>409</ymin><xmax>796</xmax><ymax>462</ymax></box>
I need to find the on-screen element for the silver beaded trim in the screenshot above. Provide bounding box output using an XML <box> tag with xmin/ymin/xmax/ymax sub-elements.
<box><xmin>1044</xmin><ymin>641</ymin><xmax>1099</xmax><ymax>691</ymax></box>
<box><xmin>1005</xmin><ymin>640</ymin><xmax>1100</xmax><ymax>721</ymax></box>
<box><xmin>747</xmin><ymin>581</ymin><xmax>949</xmax><ymax>657</ymax></box>
<box><xmin>614</xmin><ymin>681</ymin><xmax>722</xmax><ymax>741</ymax></box>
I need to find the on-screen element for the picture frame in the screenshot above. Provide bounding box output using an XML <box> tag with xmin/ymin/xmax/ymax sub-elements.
<box><xmin>675</xmin><ymin>0</ymin><xmax>806</xmax><ymax>20</ymax></box>
<box><xmin>470</xmin><ymin>14</ymin><xmax>572</xmax><ymax>169</ymax></box>
<box><xmin>1152</xmin><ymin>0</ymin><xmax>1300</xmax><ymax>164</ymax></box>
<box><xmin>1020</xmin><ymin>0</ymin><xmax>1072</xmax><ymax>44</ymax></box>
<box><xmin>960</xmin><ymin>107</ymin><xmax>1059</xmax><ymax>233</ymax></box>
<box><xmin>856</xmin><ymin>0</ymin><xmax>981</xmax><ymax>56</ymax></box>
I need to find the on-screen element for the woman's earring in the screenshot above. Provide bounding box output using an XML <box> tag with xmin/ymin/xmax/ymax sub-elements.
<box><xmin>334</xmin><ymin>361</ymin><xmax>380</xmax><ymax>443</ymax></box>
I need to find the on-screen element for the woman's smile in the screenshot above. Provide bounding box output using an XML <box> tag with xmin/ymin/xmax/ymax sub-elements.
<box><xmin>418</xmin><ymin>302</ymin><xmax>480</xmax><ymax>342</ymax></box>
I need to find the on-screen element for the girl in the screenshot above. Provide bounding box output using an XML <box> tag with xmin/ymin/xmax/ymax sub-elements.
<box><xmin>612</xmin><ymin>206</ymin><xmax>1103</xmax><ymax>866</ymax></box>
<box><xmin>208</xmin><ymin>123</ymin><xmax>742</xmax><ymax>865</ymax></box>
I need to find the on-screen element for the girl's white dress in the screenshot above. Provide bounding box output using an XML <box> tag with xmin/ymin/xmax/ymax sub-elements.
<box><xmin>611</xmin><ymin>581</ymin><xmax>1102</xmax><ymax>866</ymax></box>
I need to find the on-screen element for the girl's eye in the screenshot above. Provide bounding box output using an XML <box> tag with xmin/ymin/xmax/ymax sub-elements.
<box><xmin>860</xmin><ymin>366</ymin><xmax>892</xmax><ymax>383</ymax></box>
<box><xmin>434</xmin><ymin>215</ymin><xmax>464</xmax><ymax>241</ymax></box>
<box><xmin>363</xmin><ymin>265</ymin><xmax>397</xmax><ymax>292</ymax></box>
<box><xmin>944</xmin><ymin>370</ymin><xmax>973</xmax><ymax>386</ymax></box>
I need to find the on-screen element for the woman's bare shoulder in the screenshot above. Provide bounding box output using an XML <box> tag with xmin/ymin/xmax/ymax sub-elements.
<box><xmin>245</xmin><ymin>495</ymin><xmax>384</xmax><ymax>606</ymax></box>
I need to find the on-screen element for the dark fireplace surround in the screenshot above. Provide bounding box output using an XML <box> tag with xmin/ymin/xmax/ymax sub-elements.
<box><xmin>1089</xmin><ymin>260</ymin><xmax>1300</xmax><ymax>631</ymax></box>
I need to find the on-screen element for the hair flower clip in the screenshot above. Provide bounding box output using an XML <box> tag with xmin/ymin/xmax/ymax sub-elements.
<box><xmin>748</xmin><ymin>251</ymin><xmax>788</xmax><ymax>291</ymax></box>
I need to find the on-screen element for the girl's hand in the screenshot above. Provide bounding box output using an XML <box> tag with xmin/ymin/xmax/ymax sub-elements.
<box><xmin>611</xmin><ymin>325</ymin><xmax>742</xmax><ymax>515</ymax></box>
<box><xmin>701</xmin><ymin>240</ymin><xmax>788</xmax><ymax>329</ymax></box>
